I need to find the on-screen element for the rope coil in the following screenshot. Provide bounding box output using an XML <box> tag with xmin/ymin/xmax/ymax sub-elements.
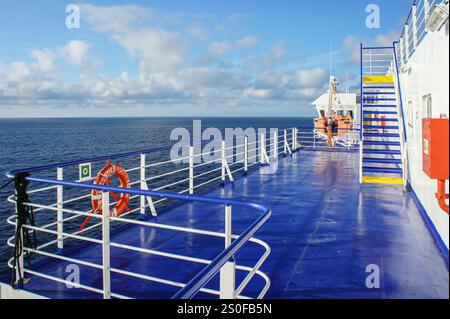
<box><xmin>11</xmin><ymin>173</ymin><xmax>37</xmax><ymax>289</ymax></box>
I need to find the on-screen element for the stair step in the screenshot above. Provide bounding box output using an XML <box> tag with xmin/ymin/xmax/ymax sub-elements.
<box><xmin>364</xmin><ymin>141</ymin><xmax>401</xmax><ymax>146</ymax></box>
<box><xmin>363</xmin><ymin>92</ymin><xmax>396</xmax><ymax>95</ymax></box>
<box><xmin>363</xmin><ymin>86</ymin><xmax>395</xmax><ymax>89</ymax></box>
<box><xmin>363</xmin><ymin>118</ymin><xmax>398</xmax><ymax>122</ymax></box>
<box><xmin>363</xmin><ymin>111</ymin><xmax>397</xmax><ymax>115</ymax></box>
<box><xmin>363</xmin><ymin>104</ymin><xmax>397</xmax><ymax>108</ymax></box>
<box><xmin>363</xmin><ymin>149</ymin><xmax>401</xmax><ymax>155</ymax></box>
<box><xmin>364</xmin><ymin>133</ymin><xmax>400</xmax><ymax>138</ymax></box>
<box><xmin>363</xmin><ymin>167</ymin><xmax>403</xmax><ymax>174</ymax></box>
<box><xmin>362</xmin><ymin>76</ymin><xmax>394</xmax><ymax>84</ymax></box>
<box><xmin>363</xmin><ymin>98</ymin><xmax>397</xmax><ymax>102</ymax></box>
<box><xmin>363</xmin><ymin>158</ymin><xmax>403</xmax><ymax>164</ymax></box>
<box><xmin>364</xmin><ymin>125</ymin><xmax>399</xmax><ymax>129</ymax></box>
<box><xmin>362</xmin><ymin>176</ymin><xmax>404</xmax><ymax>185</ymax></box>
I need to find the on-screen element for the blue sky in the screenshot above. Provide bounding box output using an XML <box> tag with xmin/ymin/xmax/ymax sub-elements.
<box><xmin>0</xmin><ymin>0</ymin><xmax>412</xmax><ymax>117</ymax></box>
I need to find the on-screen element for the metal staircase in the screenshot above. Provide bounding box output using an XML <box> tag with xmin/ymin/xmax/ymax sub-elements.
<box><xmin>359</xmin><ymin>45</ymin><xmax>407</xmax><ymax>186</ymax></box>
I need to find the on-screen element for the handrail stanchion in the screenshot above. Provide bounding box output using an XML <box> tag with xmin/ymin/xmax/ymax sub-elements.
<box><xmin>56</xmin><ymin>167</ymin><xmax>64</xmax><ymax>254</ymax></box>
<box><xmin>359</xmin><ymin>43</ymin><xmax>364</xmax><ymax>183</ymax></box>
<box><xmin>260</xmin><ymin>133</ymin><xmax>265</xmax><ymax>165</ymax></box>
<box><xmin>292</xmin><ymin>128</ymin><xmax>296</xmax><ymax>152</ymax></box>
<box><xmin>140</xmin><ymin>154</ymin><xmax>146</xmax><ymax>216</ymax></box>
<box><xmin>221</xmin><ymin>141</ymin><xmax>226</xmax><ymax>183</ymax></box>
<box><xmin>405</xmin><ymin>23</ymin><xmax>410</xmax><ymax>61</ymax></box>
<box><xmin>412</xmin><ymin>4</ymin><xmax>418</xmax><ymax>50</ymax></box>
<box><xmin>313</xmin><ymin>131</ymin><xmax>316</xmax><ymax>149</ymax></box>
<box><xmin>284</xmin><ymin>130</ymin><xmax>287</xmax><ymax>155</ymax></box>
<box><xmin>102</xmin><ymin>191</ymin><xmax>111</xmax><ymax>299</ymax></box>
<box><xmin>400</xmin><ymin>37</ymin><xmax>405</xmax><ymax>66</ymax></box>
<box><xmin>424</xmin><ymin>0</ymin><xmax>430</xmax><ymax>20</ymax></box>
<box><xmin>189</xmin><ymin>146</ymin><xmax>194</xmax><ymax>194</ymax></box>
<box><xmin>220</xmin><ymin>204</ymin><xmax>235</xmax><ymax>299</ymax></box>
<box><xmin>244</xmin><ymin>136</ymin><xmax>248</xmax><ymax>174</ymax></box>
<box><xmin>273</xmin><ymin>130</ymin><xmax>278</xmax><ymax>159</ymax></box>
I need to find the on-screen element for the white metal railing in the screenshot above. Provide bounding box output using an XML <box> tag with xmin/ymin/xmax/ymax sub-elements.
<box><xmin>398</xmin><ymin>0</ymin><xmax>444</xmax><ymax>67</ymax></box>
<box><xmin>4</xmin><ymin>127</ymin><xmax>304</xmax><ymax>299</ymax></box>
<box><xmin>297</xmin><ymin>130</ymin><xmax>360</xmax><ymax>151</ymax></box>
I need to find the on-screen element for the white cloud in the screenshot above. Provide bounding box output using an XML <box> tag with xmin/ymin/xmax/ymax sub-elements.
<box><xmin>245</xmin><ymin>42</ymin><xmax>285</xmax><ymax>69</ymax></box>
<box><xmin>208</xmin><ymin>41</ymin><xmax>232</xmax><ymax>56</ymax></box>
<box><xmin>197</xmin><ymin>40</ymin><xmax>233</xmax><ymax>64</ymax></box>
<box><xmin>245</xmin><ymin>88</ymin><xmax>273</xmax><ymax>99</ymax></box>
<box><xmin>243</xmin><ymin>67</ymin><xmax>327</xmax><ymax>102</ymax></box>
<box><xmin>236</xmin><ymin>36</ymin><xmax>258</xmax><ymax>49</ymax></box>
<box><xmin>80</xmin><ymin>4</ymin><xmax>185</xmax><ymax>72</ymax></box>
<box><xmin>1</xmin><ymin>62</ymin><xmax>32</xmax><ymax>82</ymax></box>
<box><xmin>0</xmin><ymin>4</ymin><xmax>326</xmax><ymax>115</ymax></box>
<box><xmin>59</xmin><ymin>40</ymin><xmax>91</xmax><ymax>67</ymax></box>
<box><xmin>298</xmin><ymin>68</ymin><xmax>327</xmax><ymax>87</ymax></box>
<box><xmin>31</xmin><ymin>50</ymin><xmax>56</xmax><ymax>72</ymax></box>
<box><xmin>187</xmin><ymin>26</ymin><xmax>208</xmax><ymax>41</ymax></box>
<box><xmin>343</xmin><ymin>31</ymin><xmax>398</xmax><ymax>65</ymax></box>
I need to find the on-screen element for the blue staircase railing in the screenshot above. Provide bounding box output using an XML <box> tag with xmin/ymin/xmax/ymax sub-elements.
<box><xmin>392</xmin><ymin>41</ymin><xmax>408</xmax><ymax>143</ymax></box>
<box><xmin>359</xmin><ymin>44</ymin><xmax>407</xmax><ymax>184</ymax></box>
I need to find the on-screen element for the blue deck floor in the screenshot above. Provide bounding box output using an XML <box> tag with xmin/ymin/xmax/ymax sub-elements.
<box><xmin>2</xmin><ymin>150</ymin><xmax>449</xmax><ymax>299</ymax></box>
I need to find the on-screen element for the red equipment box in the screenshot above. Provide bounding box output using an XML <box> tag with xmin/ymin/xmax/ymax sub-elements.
<box><xmin>422</xmin><ymin>118</ymin><xmax>449</xmax><ymax>179</ymax></box>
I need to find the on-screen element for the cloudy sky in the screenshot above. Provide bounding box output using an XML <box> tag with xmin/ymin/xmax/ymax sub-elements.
<box><xmin>0</xmin><ymin>1</ymin><xmax>411</xmax><ymax>117</ymax></box>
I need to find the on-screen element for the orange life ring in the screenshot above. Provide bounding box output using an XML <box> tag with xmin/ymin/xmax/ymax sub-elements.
<box><xmin>79</xmin><ymin>160</ymin><xmax>131</xmax><ymax>232</ymax></box>
<box><xmin>91</xmin><ymin>160</ymin><xmax>131</xmax><ymax>217</ymax></box>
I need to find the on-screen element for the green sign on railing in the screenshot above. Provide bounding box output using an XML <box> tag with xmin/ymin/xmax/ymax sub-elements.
<box><xmin>79</xmin><ymin>163</ymin><xmax>91</xmax><ymax>181</ymax></box>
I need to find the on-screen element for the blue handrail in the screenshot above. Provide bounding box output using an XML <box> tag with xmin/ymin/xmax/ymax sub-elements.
<box><xmin>392</xmin><ymin>41</ymin><xmax>408</xmax><ymax>143</ymax></box>
<box><xmin>6</xmin><ymin>145</ymin><xmax>172</xmax><ymax>177</ymax></box>
<box><xmin>172</xmin><ymin>208</ymin><xmax>271</xmax><ymax>299</ymax></box>
<box><xmin>360</xmin><ymin>43</ymin><xmax>363</xmax><ymax>141</ymax></box>
<box><xmin>16</xmin><ymin>176</ymin><xmax>271</xmax><ymax>213</ymax></box>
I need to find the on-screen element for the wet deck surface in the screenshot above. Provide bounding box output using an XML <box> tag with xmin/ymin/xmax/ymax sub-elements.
<box><xmin>2</xmin><ymin>150</ymin><xmax>448</xmax><ymax>299</ymax></box>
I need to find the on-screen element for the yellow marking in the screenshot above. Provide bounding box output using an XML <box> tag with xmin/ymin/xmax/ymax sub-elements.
<box><xmin>363</xmin><ymin>76</ymin><xmax>394</xmax><ymax>83</ymax></box>
<box><xmin>362</xmin><ymin>176</ymin><xmax>404</xmax><ymax>185</ymax></box>
<box><xmin>14</xmin><ymin>277</ymin><xmax>31</xmax><ymax>285</ymax></box>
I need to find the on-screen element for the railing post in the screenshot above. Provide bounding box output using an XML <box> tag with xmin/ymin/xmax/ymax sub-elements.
<box><xmin>399</xmin><ymin>37</ymin><xmax>404</xmax><ymax>66</ymax></box>
<box><xmin>220</xmin><ymin>205</ymin><xmax>235</xmax><ymax>299</ymax></box>
<box><xmin>412</xmin><ymin>4</ymin><xmax>418</xmax><ymax>49</ymax></box>
<box><xmin>360</xmin><ymin>43</ymin><xmax>364</xmax><ymax>141</ymax></box>
<box><xmin>221</xmin><ymin>140</ymin><xmax>226</xmax><ymax>183</ymax></box>
<box><xmin>292</xmin><ymin>128</ymin><xmax>296</xmax><ymax>152</ymax></box>
<box><xmin>424</xmin><ymin>0</ymin><xmax>430</xmax><ymax>20</ymax></box>
<box><xmin>404</xmin><ymin>23</ymin><xmax>410</xmax><ymax>60</ymax></box>
<box><xmin>313</xmin><ymin>132</ymin><xmax>316</xmax><ymax>149</ymax></box>
<box><xmin>140</xmin><ymin>154</ymin><xmax>146</xmax><ymax>216</ymax></box>
<box><xmin>189</xmin><ymin>146</ymin><xmax>194</xmax><ymax>194</ymax></box>
<box><xmin>102</xmin><ymin>191</ymin><xmax>111</xmax><ymax>299</ymax></box>
<box><xmin>284</xmin><ymin>130</ymin><xmax>287</xmax><ymax>155</ymax></box>
<box><xmin>273</xmin><ymin>130</ymin><xmax>278</xmax><ymax>159</ymax></box>
<box><xmin>57</xmin><ymin>167</ymin><xmax>64</xmax><ymax>254</ymax></box>
<box><xmin>244</xmin><ymin>136</ymin><xmax>248</xmax><ymax>174</ymax></box>
<box><xmin>260</xmin><ymin>133</ymin><xmax>265</xmax><ymax>165</ymax></box>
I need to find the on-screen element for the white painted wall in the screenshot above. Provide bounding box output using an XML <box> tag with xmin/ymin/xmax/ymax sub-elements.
<box><xmin>0</xmin><ymin>282</ymin><xmax>45</xmax><ymax>299</ymax></box>
<box><xmin>399</xmin><ymin>21</ymin><xmax>449</xmax><ymax>248</ymax></box>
